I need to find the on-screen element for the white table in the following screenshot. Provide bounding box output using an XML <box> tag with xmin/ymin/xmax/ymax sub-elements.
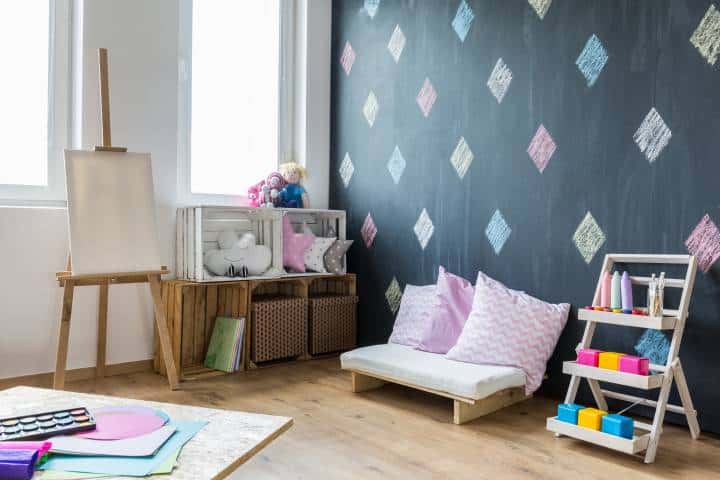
<box><xmin>0</xmin><ymin>386</ymin><xmax>292</xmax><ymax>479</ymax></box>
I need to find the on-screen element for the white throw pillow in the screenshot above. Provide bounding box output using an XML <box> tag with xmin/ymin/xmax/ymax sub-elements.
<box><xmin>304</xmin><ymin>237</ymin><xmax>336</xmax><ymax>272</ymax></box>
<box><xmin>388</xmin><ymin>284</ymin><xmax>437</xmax><ymax>347</ymax></box>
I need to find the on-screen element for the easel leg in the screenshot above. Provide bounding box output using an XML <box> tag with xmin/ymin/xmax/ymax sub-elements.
<box><xmin>148</xmin><ymin>275</ymin><xmax>180</xmax><ymax>390</ymax></box>
<box><xmin>53</xmin><ymin>281</ymin><xmax>75</xmax><ymax>390</ymax></box>
<box><xmin>96</xmin><ymin>282</ymin><xmax>109</xmax><ymax>379</ymax></box>
<box><xmin>587</xmin><ymin>379</ymin><xmax>608</xmax><ymax>411</ymax></box>
<box><xmin>673</xmin><ymin>359</ymin><xmax>701</xmax><ymax>439</ymax></box>
<box><xmin>644</xmin><ymin>368</ymin><xmax>675</xmax><ymax>464</ymax></box>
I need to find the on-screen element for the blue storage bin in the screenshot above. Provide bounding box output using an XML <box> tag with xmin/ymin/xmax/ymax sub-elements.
<box><xmin>557</xmin><ymin>403</ymin><xmax>585</xmax><ymax>424</ymax></box>
<box><xmin>601</xmin><ymin>413</ymin><xmax>634</xmax><ymax>439</ymax></box>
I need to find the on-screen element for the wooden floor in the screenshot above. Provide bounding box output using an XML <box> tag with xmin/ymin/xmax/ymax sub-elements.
<box><xmin>61</xmin><ymin>358</ymin><xmax>720</xmax><ymax>480</ymax></box>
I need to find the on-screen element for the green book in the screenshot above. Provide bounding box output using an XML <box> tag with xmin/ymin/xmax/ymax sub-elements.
<box><xmin>204</xmin><ymin>316</ymin><xmax>245</xmax><ymax>373</ymax></box>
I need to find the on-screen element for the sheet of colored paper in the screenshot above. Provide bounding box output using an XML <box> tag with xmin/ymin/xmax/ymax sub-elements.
<box><xmin>89</xmin><ymin>406</ymin><xmax>170</xmax><ymax>425</ymax></box>
<box><xmin>75</xmin><ymin>412</ymin><xmax>165</xmax><ymax>440</ymax></box>
<box><xmin>49</xmin><ymin>425</ymin><xmax>176</xmax><ymax>457</ymax></box>
<box><xmin>37</xmin><ymin>448</ymin><xmax>179</xmax><ymax>479</ymax></box>
<box><xmin>39</xmin><ymin>421</ymin><xmax>206</xmax><ymax>476</ymax></box>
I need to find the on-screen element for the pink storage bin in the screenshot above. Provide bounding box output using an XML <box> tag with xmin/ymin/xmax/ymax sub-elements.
<box><xmin>577</xmin><ymin>348</ymin><xmax>602</xmax><ymax>367</ymax></box>
<box><xmin>618</xmin><ymin>355</ymin><xmax>649</xmax><ymax>375</ymax></box>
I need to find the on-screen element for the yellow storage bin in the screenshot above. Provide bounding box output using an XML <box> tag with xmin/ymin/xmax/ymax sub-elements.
<box><xmin>578</xmin><ymin>408</ymin><xmax>607</xmax><ymax>431</ymax></box>
<box><xmin>598</xmin><ymin>352</ymin><xmax>625</xmax><ymax>370</ymax></box>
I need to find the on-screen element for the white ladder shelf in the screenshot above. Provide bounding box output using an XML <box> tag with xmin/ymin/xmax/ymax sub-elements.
<box><xmin>546</xmin><ymin>253</ymin><xmax>700</xmax><ymax>464</ymax></box>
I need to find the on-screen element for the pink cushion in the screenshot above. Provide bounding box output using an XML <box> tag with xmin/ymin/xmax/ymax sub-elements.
<box><xmin>446</xmin><ymin>271</ymin><xmax>570</xmax><ymax>395</ymax></box>
<box><xmin>388</xmin><ymin>284</ymin><xmax>437</xmax><ymax>347</ymax></box>
<box><xmin>282</xmin><ymin>215</ymin><xmax>314</xmax><ymax>272</ymax></box>
<box><xmin>415</xmin><ymin>267</ymin><xmax>474</xmax><ymax>354</ymax></box>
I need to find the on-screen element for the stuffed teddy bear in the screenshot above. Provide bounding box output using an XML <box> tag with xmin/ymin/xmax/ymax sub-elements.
<box><xmin>247</xmin><ymin>182</ymin><xmax>262</xmax><ymax>207</ymax></box>
<box><xmin>204</xmin><ymin>230</ymin><xmax>272</xmax><ymax>277</ymax></box>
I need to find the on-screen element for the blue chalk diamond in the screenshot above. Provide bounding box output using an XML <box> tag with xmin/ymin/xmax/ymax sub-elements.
<box><xmin>485</xmin><ymin>209</ymin><xmax>511</xmax><ymax>255</ymax></box>
<box><xmin>635</xmin><ymin>329</ymin><xmax>670</xmax><ymax>366</ymax></box>
<box><xmin>364</xmin><ymin>0</ymin><xmax>380</xmax><ymax>19</ymax></box>
<box><xmin>387</xmin><ymin>146</ymin><xmax>406</xmax><ymax>185</ymax></box>
<box><xmin>452</xmin><ymin>0</ymin><xmax>474</xmax><ymax>43</ymax></box>
<box><xmin>576</xmin><ymin>34</ymin><xmax>608</xmax><ymax>87</ymax></box>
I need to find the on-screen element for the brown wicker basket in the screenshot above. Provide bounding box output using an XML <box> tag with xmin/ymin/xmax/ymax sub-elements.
<box><xmin>309</xmin><ymin>295</ymin><xmax>358</xmax><ymax>355</ymax></box>
<box><xmin>251</xmin><ymin>297</ymin><xmax>308</xmax><ymax>363</ymax></box>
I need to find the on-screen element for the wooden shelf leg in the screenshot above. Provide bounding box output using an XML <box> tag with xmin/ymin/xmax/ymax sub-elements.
<box><xmin>644</xmin><ymin>368</ymin><xmax>675</xmax><ymax>464</ymax></box>
<box><xmin>148</xmin><ymin>275</ymin><xmax>180</xmax><ymax>390</ymax></box>
<box><xmin>673</xmin><ymin>359</ymin><xmax>701</xmax><ymax>439</ymax></box>
<box><xmin>53</xmin><ymin>281</ymin><xmax>75</xmax><ymax>390</ymax></box>
<box><xmin>96</xmin><ymin>282</ymin><xmax>109</xmax><ymax>379</ymax></box>
<box><xmin>587</xmin><ymin>379</ymin><xmax>608</xmax><ymax>411</ymax></box>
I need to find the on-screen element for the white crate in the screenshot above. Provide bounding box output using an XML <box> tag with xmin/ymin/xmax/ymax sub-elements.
<box><xmin>177</xmin><ymin>206</ymin><xmax>347</xmax><ymax>282</ymax></box>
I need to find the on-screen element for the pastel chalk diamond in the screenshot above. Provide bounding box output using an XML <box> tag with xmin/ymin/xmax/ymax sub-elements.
<box><xmin>340</xmin><ymin>41</ymin><xmax>356</xmax><ymax>76</ymax></box>
<box><xmin>363</xmin><ymin>91</ymin><xmax>379</xmax><ymax>127</ymax></box>
<box><xmin>361</xmin><ymin>213</ymin><xmax>377</xmax><ymax>248</ymax></box>
<box><xmin>416</xmin><ymin>78</ymin><xmax>437</xmax><ymax>118</ymax></box>
<box><xmin>528</xmin><ymin>0</ymin><xmax>552</xmax><ymax>20</ymax></box>
<box><xmin>633</xmin><ymin>107</ymin><xmax>671</xmax><ymax>163</ymax></box>
<box><xmin>450</xmin><ymin>136</ymin><xmax>474</xmax><ymax>180</ymax></box>
<box><xmin>452</xmin><ymin>0</ymin><xmax>475</xmax><ymax>42</ymax></box>
<box><xmin>635</xmin><ymin>329</ymin><xmax>670</xmax><ymax>365</ymax></box>
<box><xmin>527</xmin><ymin>124</ymin><xmax>557</xmax><ymax>173</ymax></box>
<box><xmin>485</xmin><ymin>209</ymin><xmax>511</xmax><ymax>255</ymax></box>
<box><xmin>487</xmin><ymin>58</ymin><xmax>513</xmax><ymax>103</ymax></box>
<box><xmin>364</xmin><ymin>0</ymin><xmax>380</xmax><ymax>19</ymax></box>
<box><xmin>572</xmin><ymin>211</ymin><xmax>606</xmax><ymax>264</ymax></box>
<box><xmin>690</xmin><ymin>4</ymin><xmax>720</xmax><ymax>65</ymax></box>
<box><xmin>385</xmin><ymin>277</ymin><xmax>402</xmax><ymax>314</ymax></box>
<box><xmin>576</xmin><ymin>34</ymin><xmax>608</xmax><ymax>87</ymax></box>
<box><xmin>414</xmin><ymin>208</ymin><xmax>434</xmax><ymax>250</ymax></box>
<box><xmin>387</xmin><ymin>146</ymin><xmax>406</xmax><ymax>185</ymax></box>
<box><xmin>339</xmin><ymin>153</ymin><xmax>354</xmax><ymax>188</ymax></box>
<box><xmin>387</xmin><ymin>24</ymin><xmax>406</xmax><ymax>63</ymax></box>
<box><xmin>685</xmin><ymin>213</ymin><xmax>720</xmax><ymax>273</ymax></box>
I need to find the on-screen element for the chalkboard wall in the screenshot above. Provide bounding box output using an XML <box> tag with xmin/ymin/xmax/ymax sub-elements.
<box><xmin>329</xmin><ymin>0</ymin><xmax>720</xmax><ymax>433</ymax></box>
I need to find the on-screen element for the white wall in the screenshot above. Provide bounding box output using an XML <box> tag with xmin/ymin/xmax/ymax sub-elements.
<box><xmin>0</xmin><ymin>0</ymin><xmax>331</xmax><ymax>379</ymax></box>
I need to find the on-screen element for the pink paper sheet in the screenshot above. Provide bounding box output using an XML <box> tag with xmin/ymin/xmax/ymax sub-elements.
<box><xmin>76</xmin><ymin>413</ymin><xmax>164</xmax><ymax>440</ymax></box>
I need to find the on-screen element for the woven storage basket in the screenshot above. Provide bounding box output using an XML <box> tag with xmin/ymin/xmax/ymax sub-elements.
<box><xmin>251</xmin><ymin>297</ymin><xmax>308</xmax><ymax>363</ymax></box>
<box><xmin>309</xmin><ymin>295</ymin><xmax>358</xmax><ymax>355</ymax></box>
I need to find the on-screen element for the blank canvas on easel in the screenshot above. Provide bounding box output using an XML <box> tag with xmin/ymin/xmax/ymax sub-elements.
<box><xmin>65</xmin><ymin>149</ymin><xmax>161</xmax><ymax>275</ymax></box>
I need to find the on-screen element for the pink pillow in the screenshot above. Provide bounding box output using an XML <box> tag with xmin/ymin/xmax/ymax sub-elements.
<box><xmin>282</xmin><ymin>215</ymin><xmax>314</xmax><ymax>272</ymax></box>
<box><xmin>446</xmin><ymin>271</ymin><xmax>570</xmax><ymax>395</ymax></box>
<box><xmin>415</xmin><ymin>267</ymin><xmax>474</xmax><ymax>354</ymax></box>
<box><xmin>388</xmin><ymin>284</ymin><xmax>437</xmax><ymax>347</ymax></box>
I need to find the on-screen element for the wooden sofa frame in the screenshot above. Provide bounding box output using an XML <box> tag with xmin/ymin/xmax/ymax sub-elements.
<box><xmin>349</xmin><ymin>369</ymin><xmax>530</xmax><ymax>425</ymax></box>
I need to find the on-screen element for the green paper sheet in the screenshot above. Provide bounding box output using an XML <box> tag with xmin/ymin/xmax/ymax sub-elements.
<box><xmin>38</xmin><ymin>447</ymin><xmax>180</xmax><ymax>479</ymax></box>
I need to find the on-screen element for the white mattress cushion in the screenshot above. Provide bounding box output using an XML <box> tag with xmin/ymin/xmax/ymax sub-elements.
<box><xmin>340</xmin><ymin>343</ymin><xmax>526</xmax><ymax>400</ymax></box>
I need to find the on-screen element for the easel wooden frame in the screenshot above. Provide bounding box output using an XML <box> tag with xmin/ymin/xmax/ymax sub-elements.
<box><xmin>546</xmin><ymin>253</ymin><xmax>699</xmax><ymax>463</ymax></box>
<box><xmin>53</xmin><ymin>48</ymin><xmax>180</xmax><ymax>391</ymax></box>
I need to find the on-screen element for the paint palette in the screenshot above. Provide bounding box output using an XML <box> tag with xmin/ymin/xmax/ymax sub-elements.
<box><xmin>0</xmin><ymin>407</ymin><xmax>95</xmax><ymax>441</ymax></box>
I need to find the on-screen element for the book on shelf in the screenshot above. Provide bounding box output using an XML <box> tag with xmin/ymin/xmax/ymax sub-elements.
<box><xmin>204</xmin><ymin>316</ymin><xmax>246</xmax><ymax>373</ymax></box>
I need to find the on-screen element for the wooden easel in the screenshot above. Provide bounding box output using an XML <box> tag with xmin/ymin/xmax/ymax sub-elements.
<box><xmin>53</xmin><ymin>48</ymin><xmax>180</xmax><ymax>391</ymax></box>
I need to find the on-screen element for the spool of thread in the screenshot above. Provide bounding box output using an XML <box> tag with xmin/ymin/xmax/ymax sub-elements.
<box><xmin>611</xmin><ymin>271</ymin><xmax>622</xmax><ymax>310</ymax></box>
<box><xmin>621</xmin><ymin>271</ymin><xmax>633</xmax><ymax>311</ymax></box>
<box><xmin>600</xmin><ymin>271</ymin><xmax>611</xmax><ymax>308</ymax></box>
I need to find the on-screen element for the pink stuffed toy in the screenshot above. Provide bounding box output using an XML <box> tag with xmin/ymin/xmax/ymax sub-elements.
<box><xmin>265</xmin><ymin>172</ymin><xmax>286</xmax><ymax>207</ymax></box>
<box><xmin>247</xmin><ymin>182</ymin><xmax>263</xmax><ymax>207</ymax></box>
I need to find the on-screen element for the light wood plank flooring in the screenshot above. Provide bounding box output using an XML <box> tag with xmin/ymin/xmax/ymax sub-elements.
<box><xmin>61</xmin><ymin>358</ymin><xmax>720</xmax><ymax>479</ymax></box>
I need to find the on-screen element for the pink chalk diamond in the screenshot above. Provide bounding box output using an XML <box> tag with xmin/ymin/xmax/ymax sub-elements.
<box><xmin>340</xmin><ymin>41</ymin><xmax>356</xmax><ymax>76</ymax></box>
<box><xmin>685</xmin><ymin>214</ymin><xmax>720</xmax><ymax>273</ymax></box>
<box><xmin>361</xmin><ymin>213</ymin><xmax>377</xmax><ymax>248</ymax></box>
<box><xmin>527</xmin><ymin>124</ymin><xmax>557</xmax><ymax>173</ymax></box>
<box><xmin>416</xmin><ymin>78</ymin><xmax>437</xmax><ymax>118</ymax></box>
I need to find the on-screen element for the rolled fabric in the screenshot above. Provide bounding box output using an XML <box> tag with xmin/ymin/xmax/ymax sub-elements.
<box><xmin>0</xmin><ymin>449</ymin><xmax>38</xmax><ymax>480</ymax></box>
<box><xmin>611</xmin><ymin>271</ymin><xmax>622</xmax><ymax>310</ymax></box>
<box><xmin>600</xmin><ymin>271</ymin><xmax>611</xmax><ymax>308</ymax></box>
<box><xmin>621</xmin><ymin>271</ymin><xmax>633</xmax><ymax>310</ymax></box>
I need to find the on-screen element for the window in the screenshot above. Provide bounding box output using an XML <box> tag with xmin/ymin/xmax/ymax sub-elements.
<box><xmin>185</xmin><ymin>0</ymin><xmax>284</xmax><ymax>198</ymax></box>
<box><xmin>0</xmin><ymin>0</ymin><xmax>70</xmax><ymax>205</ymax></box>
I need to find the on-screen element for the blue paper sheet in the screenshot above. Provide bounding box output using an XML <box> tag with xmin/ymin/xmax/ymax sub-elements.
<box><xmin>39</xmin><ymin>420</ymin><xmax>206</xmax><ymax>477</ymax></box>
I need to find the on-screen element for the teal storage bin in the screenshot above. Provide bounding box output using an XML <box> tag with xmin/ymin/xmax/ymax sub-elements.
<box><xmin>557</xmin><ymin>403</ymin><xmax>584</xmax><ymax>425</ymax></box>
<box><xmin>601</xmin><ymin>413</ymin><xmax>634</xmax><ymax>439</ymax></box>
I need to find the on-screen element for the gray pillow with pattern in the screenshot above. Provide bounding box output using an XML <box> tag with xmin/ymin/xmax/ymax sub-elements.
<box><xmin>323</xmin><ymin>239</ymin><xmax>353</xmax><ymax>274</ymax></box>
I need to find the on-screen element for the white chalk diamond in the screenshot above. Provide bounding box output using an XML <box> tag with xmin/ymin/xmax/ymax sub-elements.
<box><xmin>385</xmin><ymin>277</ymin><xmax>402</xmax><ymax>314</ymax></box>
<box><xmin>387</xmin><ymin>146</ymin><xmax>406</xmax><ymax>185</ymax></box>
<box><xmin>633</xmin><ymin>107</ymin><xmax>671</xmax><ymax>163</ymax></box>
<box><xmin>487</xmin><ymin>58</ymin><xmax>513</xmax><ymax>103</ymax></box>
<box><xmin>528</xmin><ymin>0</ymin><xmax>552</xmax><ymax>20</ymax></box>
<box><xmin>690</xmin><ymin>4</ymin><xmax>720</xmax><ymax>65</ymax></box>
<box><xmin>450</xmin><ymin>136</ymin><xmax>474</xmax><ymax>180</ymax></box>
<box><xmin>387</xmin><ymin>24</ymin><xmax>406</xmax><ymax>63</ymax></box>
<box><xmin>572</xmin><ymin>211</ymin><xmax>606</xmax><ymax>264</ymax></box>
<box><xmin>363</xmin><ymin>91</ymin><xmax>379</xmax><ymax>127</ymax></box>
<box><xmin>413</xmin><ymin>208</ymin><xmax>434</xmax><ymax>250</ymax></box>
<box><xmin>339</xmin><ymin>153</ymin><xmax>354</xmax><ymax>188</ymax></box>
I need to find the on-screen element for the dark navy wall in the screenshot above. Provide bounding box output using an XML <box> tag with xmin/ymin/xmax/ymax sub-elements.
<box><xmin>329</xmin><ymin>0</ymin><xmax>720</xmax><ymax>433</ymax></box>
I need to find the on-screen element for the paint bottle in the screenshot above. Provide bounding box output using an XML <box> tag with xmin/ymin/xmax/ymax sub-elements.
<box><xmin>600</xmin><ymin>271</ymin><xmax>611</xmax><ymax>308</ymax></box>
<box><xmin>621</xmin><ymin>271</ymin><xmax>633</xmax><ymax>313</ymax></box>
<box><xmin>611</xmin><ymin>271</ymin><xmax>622</xmax><ymax>311</ymax></box>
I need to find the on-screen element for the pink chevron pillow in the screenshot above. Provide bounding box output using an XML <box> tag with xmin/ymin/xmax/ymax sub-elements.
<box><xmin>388</xmin><ymin>284</ymin><xmax>437</xmax><ymax>347</ymax></box>
<box><xmin>446</xmin><ymin>272</ymin><xmax>570</xmax><ymax>394</ymax></box>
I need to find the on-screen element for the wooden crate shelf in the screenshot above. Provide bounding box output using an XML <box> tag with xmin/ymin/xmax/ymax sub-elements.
<box><xmin>546</xmin><ymin>417</ymin><xmax>650</xmax><ymax>455</ymax></box>
<box><xmin>562</xmin><ymin>361</ymin><xmax>664</xmax><ymax>390</ymax></box>
<box><xmin>577</xmin><ymin>308</ymin><xmax>676</xmax><ymax>330</ymax></box>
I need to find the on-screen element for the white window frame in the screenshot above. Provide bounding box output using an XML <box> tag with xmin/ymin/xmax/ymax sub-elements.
<box><xmin>0</xmin><ymin>0</ymin><xmax>72</xmax><ymax>207</ymax></box>
<box><xmin>177</xmin><ymin>0</ymin><xmax>295</xmax><ymax>206</ymax></box>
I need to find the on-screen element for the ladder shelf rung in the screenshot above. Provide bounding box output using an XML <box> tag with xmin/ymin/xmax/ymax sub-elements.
<box><xmin>563</xmin><ymin>361</ymin><xmax>664</xmax><ymax>389</ymax></box>
<box><xmin>546</xmin><ymin>417</ymin><xmax>650</xmax><ymax>455</ymax></box>
<box><xmin>578</xmin><ymin>308</ymin><xmax>676</xmax><ymax>330</ymax></box>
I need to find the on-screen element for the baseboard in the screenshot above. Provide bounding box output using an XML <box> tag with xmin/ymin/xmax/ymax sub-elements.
<box><xmin>0</xmin><ymin>359</ymin><xmax>154</xmax><ymax>390</ymax></box>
